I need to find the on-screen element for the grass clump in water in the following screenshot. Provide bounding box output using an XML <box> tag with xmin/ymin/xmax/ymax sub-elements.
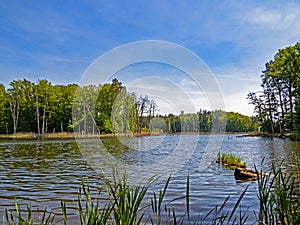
<box><xmin>217</xmin><ymin>153</ymin><xmax>247</xmax><ymax>168</ymax></box>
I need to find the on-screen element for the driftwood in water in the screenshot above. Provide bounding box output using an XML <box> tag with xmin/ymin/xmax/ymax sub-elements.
<box><xmin>234</xmin><ymin>167</ymin><xmax>258</xmax><ymax>181</ymax></box>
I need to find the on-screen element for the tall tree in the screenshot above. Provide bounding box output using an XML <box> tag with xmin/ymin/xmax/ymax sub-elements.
<box><xmin>249</xmin><ymin>41</ymin><xmax>300</xmax><ymax>133</ymax></box>
<box><xmin>7</xmin><ymin>80</ymin><xmax>24</xmax><ymax>134</ymax></box>
<box><xmin>148</xmin><ymin>99</ymin><xmax>158</xmax><ymax>131</ymax></box>
<box><xmin>73</xmin><ymin>84</ymin><xmax>100</xmax><ymax>135</ymax></box>
<box><xmin>136</xmin><ymin>95</ymin><xmax>150</xmax><ymax>133</ymax></box>
<box><xmin>35</xmin><ymin>79</ymin><xmax>56</xmax><ymax>135</ymax></box>
<box><xmin>95</xmin><ymin>79</ymin><xmax>123</xmax><ymax>134</ymax></box>
<box><xmin>52</xmin><ymin>84</ymin><xmax>77</xmax><ymax>132</ymax></box>
<box><xmin>0</xmin><ymin>84</ymin><xmax>9</xmax><ymax>133</ymax></box>
<box><xmin>18</xmin><ymin>79</ymin><xmax>35</xmax><ymax>132</ymax></box>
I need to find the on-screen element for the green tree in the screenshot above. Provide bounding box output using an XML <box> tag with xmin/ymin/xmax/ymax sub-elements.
<box><xmin>225</xmin><ymin>112</ymin><xmax>256</xmax><ymax>132</ymax></box>
<box><xmin>0</xmin><ymin>84</ymin><xmax>9</xmax><ymax>133</ymax></box>
<box><xmin>7</xmin><ymin>80</ymin><xmax>24</xmax><ymax>134</ymax></box>
<box><xmin>111</xmin><ymin>88</ymin><xmax>138</xmax><ymax>134</ymax></box>
<box><xmin>249</xmin><ymin>42</ymin><xmax>300</xmax><ymax>134</ymax></box>
<box><xmin>49</xmin><ymin>84</ymin><xmax>77</xmax><ymax>133</ymax></box>
<box><xmin>135</xmin><ymin>95</ymin><xmax>150</xmax><ymax>133</ymax></box>
<box><xmin>165</xmin><ymin>113</ymin><xmax>178</xmax><ymax>133</ymax></box>
<box><xmin>198</xmin><ymin>109</ymin><xmax>211</xmax><ymax>132</ymax></box>
<box><xmin>73</xmin><ymin>84</ymin><xmax>100</xmax><ymax>135</ymax></box>
<box><xmin>35</xmin><ymin>79</ymin><xmax>56</xmax><ymax>135</ymax></box>
<box><xmin>95</xmin><ymin>79</ymin><xmax>123</xmax><ymax>134</ymax></box>
<box><xmin>18</xmin><ymin>79</ymin><xmax>35</xmax><ymax>132</ymax></box>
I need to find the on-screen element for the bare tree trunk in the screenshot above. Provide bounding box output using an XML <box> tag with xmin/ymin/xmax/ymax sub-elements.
<box><xmin>278</xmin><ymin>87</ymin><xmax>285</xmax><ymax>134</ymax></box>
<box><xmin>87</xmin><ymin>107</ymin><xmax>100</xmax><ymax>134</ymax></box>
<box><xmin>9</xmin><ymin>100</ymin><xmax>19</xmax><ymax>134</ymax></box>
<box><xmin>46</xmin><ymin>119</ymin><xmax>48</xmax><ymax>134</ymax></box>
<box><xmin>288</xmin><ymin>85</ymin><xmax>294</xmax><ymax>130</ymax></box>
<box><xmin>42</xmin><ymin>97</ymin><xmax>47</xmax><ymax>135</ymax></box>
<box><xmin>35</xmin><ymin>88</ymin><xmax>40</xmax><ymax>135</ymax></box>
<box><xmin>83</xmin><ymin>102</ymin><xmax>87</xmax><ymax>135</ymax></box>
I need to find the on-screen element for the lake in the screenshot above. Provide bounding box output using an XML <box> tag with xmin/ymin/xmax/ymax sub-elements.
<box><xmin>0</xmin><ymin>134</ymin><xmax>299</xmax><ymax>224</ymax></box>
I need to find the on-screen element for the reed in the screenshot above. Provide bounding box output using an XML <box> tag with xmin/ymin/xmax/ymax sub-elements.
<box><xmin>4</xmin><ymin>200</ymin><xmax>54</xmax><ymax>225</ymax></box>
<box><xmin>2</xmin><ymin>174</ymin><xmax>249</xmax><ymax>225</ymax></box>
<box><xmin>256</xmin><ymin>161</ymin><xmax>300</xmax><ymax>225</ymax></box>
<box><xmin>3</xmin><ymin>164</ymin><xmax>300</xmax><ymax>225</ymax></box>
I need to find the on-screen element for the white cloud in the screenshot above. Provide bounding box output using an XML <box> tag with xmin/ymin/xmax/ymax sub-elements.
<box><xmin>2</xmin><ymin>0</ymin><xmax>300</xmax><ymax>117</ymax></box>
<box><xmin>126</xmin><ymin>76</ymin><xmax>197</xmax><ymax>115</ymax></box>
<box><xmin>224</xmin><ymin>92</ymin><xmax>255</xmax><ymax>116</ymax></box>
<box><xmin>237</xmin><ymin>3</ymin><xmax>300</xmax><ymax>52</ymax></box>
<box><xmin>244</xmin><ymin>4</ymin><xmax>300</xmax><ymax>32</ymax></box>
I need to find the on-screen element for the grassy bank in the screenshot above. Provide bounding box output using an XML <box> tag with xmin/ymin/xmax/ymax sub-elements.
<box><xmin>242</xmin><ymin>131</ymin><xmax>300</xmax><ymax>140</ymax></box>
<box><xmin>0</xmin><ymin>131</ymin><xmax>166</xmax><ymax>139</ymax></box>
<box><xmin>286</xmin><ymin>132</ymin><xmax>300</xmax><ymax>141</ymax></box>
<box><xmin>0</xmin><ymin>132</ymin><xmax>76</xmax><ymax>139</ymax></box>
<box><xmin>3</xmin><ymin>164</ymin><xmax>300</xmax><ymax>225</ymax></box>
<box><xmin>0</xmin><ymin>131</ymin><xmax>257</xmax><ymax>140</ymax></box>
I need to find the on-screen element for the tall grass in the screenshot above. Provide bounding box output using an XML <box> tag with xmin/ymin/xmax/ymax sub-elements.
<box><xmin>3</xmin><ymin>174</ymin><xmax>249</xmax><ymax>224</ymax></box>
<box><xmin>2</xmin><ymin>163</ymin><xmax>300</xmax><ymax>225</ymax></box>
<box><xmin>256</xmin><ymin>162</ymin><xmax>300</xmax><ymax>225</ymax></box>
<box><xmin>4</xmin><ymin>201</ymin><xmax>55</xmax><ymax>225</ymax></box>
<box><xmin>217</xmin><ymin>153</ymin><xmax>247</xmax><ymax>168</ymax></box>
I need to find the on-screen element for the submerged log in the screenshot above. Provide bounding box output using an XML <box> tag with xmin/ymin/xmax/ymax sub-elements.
<box><xmin>234</xmin><ymin>167</ymin><xmax>258</xmax><ymax>181</ymax></box>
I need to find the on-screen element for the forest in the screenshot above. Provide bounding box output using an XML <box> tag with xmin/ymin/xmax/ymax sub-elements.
<box><xmin>0</xmin><ymin>78</ymin><xmax>256</xmax><ymax>135</ymax></box>
<box><xmin>248</xmin><ymin>41</ymin><xmax>300</xmax><ymax>135</ymax></box>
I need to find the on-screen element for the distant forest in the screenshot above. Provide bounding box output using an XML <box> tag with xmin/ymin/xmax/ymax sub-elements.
<box><xmin>248</xmin><ymin>41</ymin><xmax>300</xmax><ymax>135</ymax></box>
<box><xmin>0</xmin><ymin>78</ymin><xmax>256</xmax><ymax>135</ymax></box>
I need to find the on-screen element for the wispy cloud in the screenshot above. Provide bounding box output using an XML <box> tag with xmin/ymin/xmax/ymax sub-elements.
<box><xmin>126</xmin><ymin>76</ymin><xmax>197</xmax><ymax>114</ymax></box>
<box><xmin>47</xmin><ymin>56</ymin><xmax>92</xmax><ymax>64</ymax></box>
<box><xmin>244</xmin><ymin>4</ymin><xmax>300</xmax><ymax>33</ymax></box>
<box><xmin>1</xmin><ymin>0</ymin><xmax>300</xmax><ymax>115</ymax></box>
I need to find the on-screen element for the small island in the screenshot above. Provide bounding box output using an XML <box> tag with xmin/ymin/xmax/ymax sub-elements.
<box><xmin>216</xmin><ymin>153</ymin><xmax>259</xmax><ymax>181</ymax></box>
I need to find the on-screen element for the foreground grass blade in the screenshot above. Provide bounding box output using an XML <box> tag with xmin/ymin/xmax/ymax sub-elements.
<box><xmin>2</xmin><ymin>164</ymin><xmax>299</xmax><ymax>225</ymax></box>
<box><xmin>228</xmin><ymin>186</ymin><xmax>248</xmax><ymax>223</ymax></box>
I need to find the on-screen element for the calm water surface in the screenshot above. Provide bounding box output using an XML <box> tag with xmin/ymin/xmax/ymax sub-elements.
<box><xmin>0</xmin><ymin>134</ymin><xmax>299</xmax><ymax>224</ymax></box>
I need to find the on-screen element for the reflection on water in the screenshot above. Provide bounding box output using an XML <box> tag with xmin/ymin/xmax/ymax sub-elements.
<box><xmin>0</xmin><ymin>135</ymin><xmax>299</xmax><ymax>224</ymax></box>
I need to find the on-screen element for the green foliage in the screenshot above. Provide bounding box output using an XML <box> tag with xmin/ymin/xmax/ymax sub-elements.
<box><xmin>248</xmin><ymin>41</ymin><xmax>300</xmax><ymax>134</ymax></box>
<box><xmin>0</xmin><ymin>84</ymin><xmax>9</xmax><ymax>134</ymax></box>
<box><xmin>165</xmin><ymin>110</ymin><xmax>256</xmax><ymax>133</ymax></box>
<box><xmin>4</xmin><ymin>200</ymin><xmax>55</xmax><ymax>225</ymax></box>
<box><xmin>72</xmin><ymin>84</ymin><xmax>101</xmax><ymax>134</ymax></box>
<box><xmin>96</xmin><ymin>82</ymin><xmax>121</xmax><ymax>133</ymax></box>
<box><xmin>51</xmin><ymin>84</ymin><xmax>78</xmax><ymax>132</ymax></box>
<box><xmin>256</xmin><ymin>162</ymin><xmax>300</xmax><ymax>225</ymax></box>
<box><xmin>225</xmin><ymin>112</ymin><xmax>256</xmax><ymax>132</ymax></box>
<box><xmin>3</xmin><ymin>164</ymin><xmax>300</xmax><ymax>225</ymax></box>
<box><xmin>3</xmin><ymin>173</ymin><xmax>251</xmax><ymax>225</ymax></box>
<box><xmin>1</xmin><ymin>79</ymin><xmax>80</xmax><ymax>135</ymax></box>
<box><xmin>0</xmin><ymin>78</ymin><xmax>256</xmax><ymax>135</ymax></box>
<box><xmin>217</xmin><ymin>153</ymin><xmax>247</xmax><ymax>168</ymax></box>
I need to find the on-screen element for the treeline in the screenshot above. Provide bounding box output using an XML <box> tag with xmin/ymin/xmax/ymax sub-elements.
<box><xmin>0</xmin><ymin>79</ymin><xmax>78</xmax><ymax>134</ymax></box>
<box><xmin>0</xmin><ymin>78</ymin><xmax>158</xmax><ymax>135</ymax></box>
<box><xmin>248</xmin><ymin>42</ymin><xmax>300</xmax><ymax>135</ymax></box>
<box><xmin>0</xmin><ymin>78</ymin><xmax>256</xmax><ymax>135</ymax></box>
<box><xmin>72</xmin><ymin>79</ymin><xmax>159</xmax><ymax>135</ymax></box>
<box><xmin>164</xmin><ymin>110</ymin><xmax>256</xmax><ymax>133</ymax></box>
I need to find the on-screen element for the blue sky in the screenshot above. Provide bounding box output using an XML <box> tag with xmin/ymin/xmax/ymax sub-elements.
<box><xmin>1</xmin><ymin>0</ymin><xmax>300</xmax><ymax>115</ymax></box>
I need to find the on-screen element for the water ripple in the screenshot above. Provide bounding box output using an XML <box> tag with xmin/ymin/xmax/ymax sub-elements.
<box><xmin>0</xmin><ymin>135</ymin><xmax>299</xmax><ymax>224</ymax></box>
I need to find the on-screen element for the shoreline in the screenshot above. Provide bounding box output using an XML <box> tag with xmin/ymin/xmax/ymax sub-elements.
<box><xmin>0</xmin><ymin>131</ymin><xmax>257</xmax><ymax>140</ymax></box>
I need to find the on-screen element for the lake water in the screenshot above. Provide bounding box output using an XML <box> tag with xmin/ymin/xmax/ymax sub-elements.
<box><xmin>0</xmin><ymin>134</ymin><xmax>299</xmax><ymax>224</ymax></box>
